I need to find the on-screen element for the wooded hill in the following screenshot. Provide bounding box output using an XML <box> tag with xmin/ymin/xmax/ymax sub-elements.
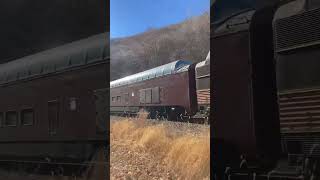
<box><xmin>111</xmin><ymin>12</ymin><xmax>210</xmax><ymax>80</ymax></box>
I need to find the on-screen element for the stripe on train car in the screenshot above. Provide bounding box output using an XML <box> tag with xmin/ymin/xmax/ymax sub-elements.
<box><xmin>279</xmin><ymin>89</ymin><xmax>320</xmax><ymax>158</ymax></box>
<box><xmin>279</xmin><ymin>88</ymin><xmax>320</xmax><ymax>134</ymax></box>
<box><xmin>197</xmin><ymin>89</ymin><xmax>210</xmax><ymax>105</ymax></box>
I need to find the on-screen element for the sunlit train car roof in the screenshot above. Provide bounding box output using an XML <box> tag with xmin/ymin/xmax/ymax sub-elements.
<box><xmin>0</xmin><ymin>32</ymin><xmax>109</xmax><ymax>85</ymax></box>
<box><xmin>110</xmin><ymin>60</ymin><xmax>192</xmax><ymax>88</ymax></box>
<box><xmin>196</xmin><ymin>51</ymin><xmax>210</xmax><ymax>68</ymax></box>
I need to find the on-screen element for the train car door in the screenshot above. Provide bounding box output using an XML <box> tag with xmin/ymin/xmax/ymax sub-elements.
<box><xmin>48</xmin><ymin>100</ymin><xmax>60</xmax><ymax>136</ymax></box>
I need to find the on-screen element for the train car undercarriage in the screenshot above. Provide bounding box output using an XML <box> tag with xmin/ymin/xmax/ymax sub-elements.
<box><xmin>0</xmin><ymin>142</ymin><xmax>107</xmax><ymax>178</ymax></box>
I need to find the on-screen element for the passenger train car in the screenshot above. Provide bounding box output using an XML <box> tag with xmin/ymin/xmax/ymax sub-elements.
<box><xmin>0</xmin><ymin>33</ymin><xmax>108</xmax><ymax>175</ymax></box>
<box><xmin>213</xmin><ymin>0</ymin><xmax>320</xmax><ymax>179</ymax></box>
<box><xmin>110</xmin><ymin>60</ymin><xmax>198</xmax><ymax>120</ymax></box>
<box><xmin>110</xmin><ymin>52</ymin><xmax>210</xmax><ymax>121</ymax></box>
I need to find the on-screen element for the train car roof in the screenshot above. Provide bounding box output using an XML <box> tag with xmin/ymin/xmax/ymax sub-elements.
<box><xmin>110</xmin><ymin>60</ymin><xmax>192</xmax><ymax>88</ymax></box>
<box><xmin>196</xmin><ymin>51</ymin><xmax>210</xmax><ymax>68</ymax></box>
<box><xmin>0</xmin><ymin>32</ymin><xmax>109</xmax><ymax>85</ymax></box>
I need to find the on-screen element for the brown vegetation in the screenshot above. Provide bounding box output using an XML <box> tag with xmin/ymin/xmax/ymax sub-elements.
<box><xmin>110</xmin><ymin>112</ymin><xmax>210</xmax><ymax>179</ymax></box>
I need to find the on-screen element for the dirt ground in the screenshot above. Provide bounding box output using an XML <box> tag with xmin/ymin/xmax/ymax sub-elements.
<box><xmin>110</xmin><ymin>115</ymin><xmax>210</xmax><ymax>180</ymax></box>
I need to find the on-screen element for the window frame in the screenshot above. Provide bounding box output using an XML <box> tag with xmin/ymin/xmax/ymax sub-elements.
<box><xmin>5</xmin><ymin>111</ymin><xmax>18</xmax><ymax>127</ymax></box>
<box><xmin>69</xmin><ymin>97</ymin><xmax>77</xmax><ymax>111</ymax></box>
<box><xmin>21</xmin><ymin>108</ymin><xmax>34</xmax><ymax>126</ymax></box>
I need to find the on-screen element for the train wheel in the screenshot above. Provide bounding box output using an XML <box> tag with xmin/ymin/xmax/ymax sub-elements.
<box><xmin>148</xmin><ymin>109</ymin><xmax>156</xmax><ymax>119</ymax></box>
<box><xmin>167</xmin><ymin>107</ymin><xmax>184</xmax><ymax>121</ymax></box>
<box><xmin>167</xmin><ymin>108</ymin><xmax>177</xmax><ymax>121</ymax></box>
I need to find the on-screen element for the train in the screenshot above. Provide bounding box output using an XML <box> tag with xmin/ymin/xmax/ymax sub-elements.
<box><xmin>213</xmin><ymin>0</ymin><xmax>320</xmax><ymax>179</ymax></box>
<box><xmin>0</xmin><ymin>33</ymin><xmax>109</xmax><ymax>176</ymax></box>
<box><xmin>110</xmin><ymin>52</ymin><xmax>210</xmax><ymax>121</ymax></box>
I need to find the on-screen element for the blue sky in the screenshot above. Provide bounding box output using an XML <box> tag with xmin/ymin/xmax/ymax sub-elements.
<box><xmin>111</xmin><ymin>0</ymin><xmax>210</xmax><ymax>38</ymax></box>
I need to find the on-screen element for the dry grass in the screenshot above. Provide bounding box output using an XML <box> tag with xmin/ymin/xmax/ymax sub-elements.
<box><xmin>111</xmin><ymin>111</ymin><xmax>210</xmax><ymax>179</ymax></box>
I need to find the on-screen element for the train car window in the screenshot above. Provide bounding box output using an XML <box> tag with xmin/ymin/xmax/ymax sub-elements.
<box><xmin>19</xmin><ymin>68</ymin><xmax>30</xmax><ymax>79</ymax></box>
<box><xmin>163</xmin><ymin>68</ymin><xmax>171</xmax><ymax>75</ymax></box>
<box><xmin>0</xmin><ymin>73</ymin><xmax>6</xmax><ymax>84</ymax></box>
<box><xmin>145</xmin><ymin>88</ymin><xmax>152</xmax><ymax>104</ymax></box>
<box><xmin>149</xmin><ymin>72</ymin><xmax>155</xmax><ymax>79</ymax></box>
<box><xmin>42</xmin><ymin>64</ymin><xmax>55</xmax><ymax>74</ymax></box>
<box><xmin>156</xmin><ymin>69</ymin><xmax>163</xmax><ymax>77</ymax></box>
<box><xmin>69</xmin><ymin>98</ymin><xmax>77</xmax><ymax>111</ymax></box>
<box><xmin>30</xmin><ymin>63</ymin><xmax>43</xmax><ymax>76</ymax></box>
<box><xmin>139</xmin><ymin>89</ymin><xmax>146</xmax><ymax>104</ymax></box>
<box><xmin>55</xmin><ymin>56</ymin><xmax>70</xmax><ymax>71</ymax></box>
<box><xmin>124</xmin><ymin>93</ymin><xmax>129</xmax><ymax>103</ymax></box>
<box><xmin>117</xmin><ymin>96</ymin><xmax>121</xmax><ymax>102</ymax></box>
<box><xmin>112</xmin><ymin>97</ymin><xmax>116</xmax><ymax>102</ymax></box>
<box><xmin>70</xmin><ymin>52</ymin><xmax>85</xmax><ymax>66</ymax></box>
<box><xmin>142</xmin><ymin>75</ymin><xmax>148</xmax><ymax>80</ymax></box>
<box><xmin>5</xmin><ymin>111</ymin><xmax>18</xmax><ymax>127</ymax></box>
<box><xmin>21</xmin><ymin>109</ymin><xmax>34</xmax><ymax>126</ymax></box>
<box><xmin>0</xmin><ymin>113</ymin><xmax>3</xmax><ymax>127</ymax></box>
<box><xmin>16</xmin><ymin>72</ymin><xmax>20</xmax><ymax>79</ymax></box>
<box><xmin>102</xmin><ymin>45</ymin><xmax>108</xmax><ymax>59</ymax></box>
<box><xmin>87</xmin><ymin>47</ymin><xmax>103</xmax><ymax>63</ymax></box>
<box><xmin>6</xmin><ymin>72</ymin><xmax>17</xmax><ymax>82</ymax></box>
<box><xmin>152</xmin><ymin>87</ymin><xmax>160</xmax><ymax>104</ymax></box>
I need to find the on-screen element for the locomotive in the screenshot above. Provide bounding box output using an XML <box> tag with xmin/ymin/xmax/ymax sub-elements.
<box><xmin>110</xmin><ymin>52</ymin><xmax>210</xmax><ymax>121</ymax></box>
<box><xmin>213</xmin><ymin>0</ymin><xmax>320</xmax><ymax>179</ymax></box>
<box><xmin>0</xmin><ymin>33</ymin><xmax>109</xmax><ymax>176</ymax></box>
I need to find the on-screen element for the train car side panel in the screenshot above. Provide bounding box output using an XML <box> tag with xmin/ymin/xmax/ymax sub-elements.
<box><xmin>110</xmin><ymin>69</ymin><xmax>196</xmax><ymax>116</ymax></box>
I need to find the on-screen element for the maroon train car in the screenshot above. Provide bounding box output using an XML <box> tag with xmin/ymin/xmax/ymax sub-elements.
<box><xmin>212</xmin><ymin>6</ymin><xmax>280</xmax><ymax>173</ymax></box>
<box><xmin>0</xmin><ymin>33</ymin><xmax>108</xmax><ymax>175</ymax></box>
<box><xmin>110</xmin><ymin>60</ymin><xmax>197</xmax><ymax>120</ymax></box>
<box><xmin>195</xmin><ymin>52</ymin><xmax>210</xmax><ymax>119</ymax></box>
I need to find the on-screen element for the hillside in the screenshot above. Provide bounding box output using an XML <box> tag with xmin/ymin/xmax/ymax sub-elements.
<box><xmin>111</xmin><ymin>12</ymin><xmax>210</xmax><ymax>80</ymax></box>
